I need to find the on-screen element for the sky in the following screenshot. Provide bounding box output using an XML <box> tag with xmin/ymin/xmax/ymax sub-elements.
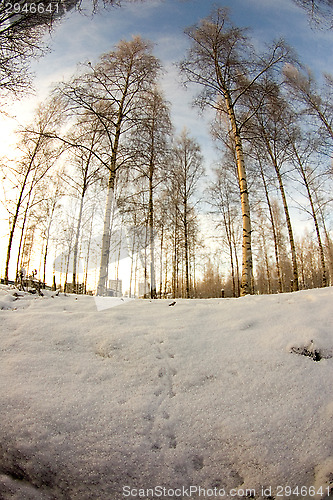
<box><xmin>1</xmin><ymin>0</ymin><xmax>332</xmax><ymax>285</ymax></box>
<box><xmin>2</xmin><ymin>0</ymin><xmax>333</xmax><ymax>155</ymax></box>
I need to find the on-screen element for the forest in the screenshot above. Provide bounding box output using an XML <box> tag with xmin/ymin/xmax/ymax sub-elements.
<box><xmin>0</xmin><ymin>1</ymin><xmax>332</xmax><ymax>299</ymax></box>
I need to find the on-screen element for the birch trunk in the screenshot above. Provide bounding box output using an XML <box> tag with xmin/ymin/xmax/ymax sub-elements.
<box><xmin>223</xmin><ymin>90</ymin><xmax>253</xmax><ymax>295</ymax></box>
<box><xmin>293</xmin><ymin>146</ymin><xmax>327</xmax><ymax>287</ymax></box>
<box><xmin>129</xmin><ymin>230</ymin><xmax>136</xmax><ymax>298</ymax></box>
<box><xmin>149</xmin><ymin>159</ymin><xmax>156</xmax><ymax>298</ymax></box>
<box><xmin>43</xmin><ymin>202</ymin><xmax>57</xmax><ymax>285</ymax></box>
<box><xmin>96</xmin><ymin>114</ymin><xmax>122</xmax><ymax>295</ymax></box>
<box><xmin>164</xmin><ymin>244</ymin><xmax>168</xmax><ymax>298</ymax></box>
<box><xmin>72</xmin><ymin>191</ymin><xmax>85</xmax><ymax>289</ymax></box>
<box><xmin>83</xmin><ymin>204</ymin><xmax>96</xmax><ymax>294</ymax></box>
<box><xmin>232</xmin><ymin>227</ymin><xmax>241</xmax><ymax>298</ymax></box>
<box><xmin>274</xmin><ymin>163</ymin><xmax>299</xmax><ymax>291</ymax></box>
<box><xmin>96</xmin><ymin>172</ymin><xmax>116</xmax><ymax>295</ymax></box>
<box><xmin>259</xmin><ymin>162</ymin><xmax>283</xmax><ymax>293</ymax></box>
<box><xmin>319</xmin><ymin>209</ymin><xmax>333</xmax><ymax>283</ymax></box>
<box><xmin>184</xmin><ymin>200</ymin><xmax>190</xmax><ymax>299</ymax></box>
<box><xmin>159</xmin><ymin>225</ymin><xmax>164</xmax><ymax>299</ymax></box>
<box><xmin>144</xmin><ymin>221</ymin><xmax>148</xmax><ymax>298</ymax></box>
<box><xmin>263</xmin><ymin>135</ymin><xmax>299</xmax><ymax>291</ymax></box>
<box><xmin>225</xmin><ymin>202</ymin><xmax>236</xmax><ymax>297</ymax></box>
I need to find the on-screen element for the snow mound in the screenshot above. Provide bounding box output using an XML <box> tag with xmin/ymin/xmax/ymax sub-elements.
<box><xmin>0</xmin><ymin>286</ymin><xmax>333</xmax><ymax>499</ymax></box>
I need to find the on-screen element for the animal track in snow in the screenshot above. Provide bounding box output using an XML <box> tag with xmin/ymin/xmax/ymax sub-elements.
<box><xmin>144</xmin><ymin>338</ymin><xmax>178</xmax><ymax>456</ymax></box>
<box><xmin>192</xmin><ymin>455</ymin><xmax>204</xmax><ymax>471</ymax></box>
<box><xmin>168</xmin><ymin>433</ymin><xmax>177</xmax><ymax>449</ymax></box>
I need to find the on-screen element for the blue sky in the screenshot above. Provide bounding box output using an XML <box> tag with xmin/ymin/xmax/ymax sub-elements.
<box><xmin>37</xmin><ymin>0</ymin><xmax>332</xmax><ymax>73</ymax></box>
<box><xmin>2</xmin><ymin>0</ymin><xmax>333</xmax><ymax>161</ymax></box>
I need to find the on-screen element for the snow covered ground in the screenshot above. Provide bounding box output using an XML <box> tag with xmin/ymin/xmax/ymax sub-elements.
<box><xmin>0</xmin><ymin>284</ymin><xmax>333</xmax><ymax>500</ymax></box>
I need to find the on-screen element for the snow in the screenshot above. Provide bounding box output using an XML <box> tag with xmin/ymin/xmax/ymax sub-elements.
<box><xmin>0</xmin><ymin>284</ymin><xmax>333</xmax><ymax>500</ymax></box>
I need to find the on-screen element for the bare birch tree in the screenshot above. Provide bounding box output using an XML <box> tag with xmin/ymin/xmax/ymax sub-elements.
<box><xmin>208</xmin><ymin>165</ymin><xmax>241</xmax><ymax>297</ymax></box>
<box><xmin>57</xmin><ymin>36</ymin><xmax>161</xmax><ymax>295</ymax></box>
<box><xmin>249</xmin><ymin>89</ymin><xmax>300</xmax><ymax>291</ymax></box>
<box><xmin>256</xmin><ymin>155</ymin><xmax>283</xmax><ymax>293</ymax></box>
<box><xmin>37</xmin><ymin>169</ymin><xmax>65</xmax><ymax>285</ymax></box>
<box><xmin>171</xmin><ymin>129</ymin><xmax>204</xmax><ymax>298</ymax></box>
<box><xmin>128</xmin><ymin>86</ymin><xmax>172</xmax><ymax>298</ymax></box>
<box><xmin>179</xmin><ymin>8</ymin><xmax>291</xmax><ymax>295</ymax></box>
<box><xmin>287</xmin><ymin>130</ymin><xmax>329</xmax><ymax>287</ymax></box>
<box><xmin>61</xmin><ymin>116</ymin><xmax>105</xmax><ymax>289</ymax></box>
<box><xmin>2</xmin><ymin>100</ymin><xmax>62</xmax><ymax>283</ymax></box>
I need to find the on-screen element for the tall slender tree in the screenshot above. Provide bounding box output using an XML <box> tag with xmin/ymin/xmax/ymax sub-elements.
<box><xmin>129</xmin><ymin>87</ymin><xmax>172</xmax><ymax>298</ymax></box>
<box><xmin>180</xmin><ymin>8</ymin><xmax>291</xmax><ymax>295</ymax></box>
<box><xmin>250</xmin><ymin>89</ymin><xmax>299</xmax><ymax>291</ymax></box>
<box><xmin>208</xmin><ymin>165</ymin><xmax>241</xmax><ymax>297</ymax></box>
<box><xmin>62</xmin><ymin>116</ymin><xmax>105</xmax><ymax>289</ymax></box>
<box><xmin>171</xmin><ymin>129</ymin><xmax>204</xmax><ymax>298</ymax></box>
<box><xmin>57</xmin><ymin>36</ymin><xmax>161</xmax><ymax>295</ymax></box>
<box><xmin>288</xmin><ymin>130</ymin><xmax>328</xmax><ymax>287</ymax></box>
<box><xmin>2</xmin><ymin>101</ymin><xmax>62</xmax><ymax>283</ymax></box>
